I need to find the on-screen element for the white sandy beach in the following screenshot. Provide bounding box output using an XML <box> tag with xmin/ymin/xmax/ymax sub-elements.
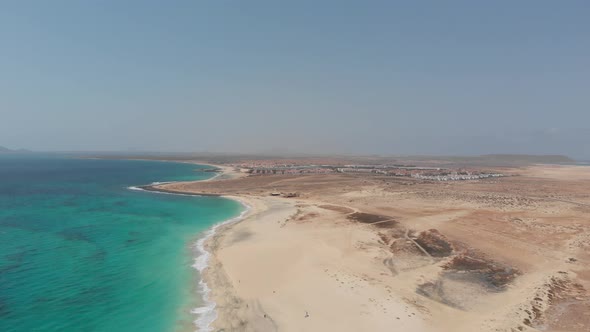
<box><xmin>201</xmin><ymin>195</ymin><xmax>433</xmax><ymax>332</ymax></box>
<box><xmin>154</xmin><ymin>163</ymin><xmax>590</xmax><ymax>332</ymax></box>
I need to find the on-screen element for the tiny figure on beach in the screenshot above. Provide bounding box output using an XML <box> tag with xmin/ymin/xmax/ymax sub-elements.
<box><xmin>305</xmin><ymin>311</ymin><xmax>309</xmax><ymax>318</ymax></box>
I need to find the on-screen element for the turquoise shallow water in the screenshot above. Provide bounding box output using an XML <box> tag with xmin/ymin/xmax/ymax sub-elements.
<box><xmin>0</xmin><ymin>155</ymin><xmax>243</xmax><ymax>332</ymax></box>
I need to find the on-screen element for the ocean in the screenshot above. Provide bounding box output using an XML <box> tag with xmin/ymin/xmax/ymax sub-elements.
<box><xmin>0</xmin><ymin>155</ymin><xmax>243</xmax><ymax>332</ymax></box>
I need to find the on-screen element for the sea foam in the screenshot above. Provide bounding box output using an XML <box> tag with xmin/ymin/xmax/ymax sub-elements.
<box><xmin>191</xmin><ymin>198</ymin><xmax>250</xmax><ymax>332</ymax></box>
<box><xmin>127</xmin><ymin>177</ymin><xmax>250</xmax><ymax>331</ymax></box>
<box><xmin>127</xmin><ymin>186</ymin><xmax>144</xmax><ymax>191</ymax></box>
<box><xmin>126</xmin><ymin>185</ymin><xmax>203</xmax><ymax>197</ymax></box>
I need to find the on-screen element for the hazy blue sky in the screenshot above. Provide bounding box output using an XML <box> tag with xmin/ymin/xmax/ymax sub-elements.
<box><xmin>1</xmin><ymin>1</ymin><xmax>589</xmax><ymax>158</ymax></box>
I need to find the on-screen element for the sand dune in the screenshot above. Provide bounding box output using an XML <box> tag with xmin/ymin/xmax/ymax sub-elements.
<box><xmin>159</xmin><ymin>164</ymin><xmax>590</xmax><ymax>331</ymax></box>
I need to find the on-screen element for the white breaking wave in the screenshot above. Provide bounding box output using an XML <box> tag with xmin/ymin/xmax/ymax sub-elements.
<box><xmin>126</xmin><ymin>185</ymin><xmax>205</xmax><ymax>197</ymax></box>
<box><xmin>126</xmin><ymin>170</ymin><xmax>247</xmax><ymax>331</ymax></box>
<box><xmin>205</xmin><ymin>172</ymin><xmax>222</xmax><ymax>181</ymax></box>
<box><xmin>191</xmin><ymin>198</ymin><xmax>251</xmax><ymax>332</ymax></box>
<box><xmin>149</xmin><ymin>181</ymin><xmax>173</xmax><ymax>185</ymax></box>
<box><xmin>127</xmin><ymin>186</ymin><xmax>145</xmax><ymax>191</ymax></box>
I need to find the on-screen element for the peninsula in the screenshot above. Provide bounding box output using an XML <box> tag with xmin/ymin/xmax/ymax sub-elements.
<box><xmin>145</xmin><ymin>155</ymin><xmax>590</xmax><ymax>332</ymax></box>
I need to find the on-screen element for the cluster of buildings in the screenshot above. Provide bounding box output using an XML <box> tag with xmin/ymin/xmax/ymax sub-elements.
<box><xmin>230</xmin><ymin>161</ymin><xmax>504</xmax><ymax>181</ymax></box>
<box><xmin>249</xmin><ymin>167</ymin><xmax>334</xmax><ymax>175</ymax></box>
<box><xmin>410</xmin><ymin>172</ymin><xmax>504</xmax><ymax>181</ymax></box>
<box><xmin>231</xmin><ymin>160</ymin><xmax>339</xmax><ymax>176</ymax></box>
<box><xmin>334</xmin><ymin>165</ymin><xmax>505</xmax><ymax>181</ymax></box>
<box><xmin>233</xmin><ymin>158</ymin><xmax>344</xmax><ymax>169</ymax></box>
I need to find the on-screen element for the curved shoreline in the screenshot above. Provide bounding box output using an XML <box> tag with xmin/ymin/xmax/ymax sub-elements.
<box><xmin>129</xmin><ymin>163</ymin><xmax>251</xmax><ymax>331</ymax></box>
<box><xmin>118</xmin><ymin>161</ymin><xmax>590</xmax><ymax>332</ymax></box>
<box><xmin>191</xmin><ymin>197</ymin><xmax>252</xmax><ymax>332</ymax></box>
<box><xmin>138</xmin><ymin>184</ymin><xmax>222</xmax><ymax>196</ymax></box>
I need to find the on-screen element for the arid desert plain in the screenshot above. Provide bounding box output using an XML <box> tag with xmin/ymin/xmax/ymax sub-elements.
<box><xmin>150</xmin><ymin>158</ymin><xmax>590</xmax><ymax>332</ymax></box>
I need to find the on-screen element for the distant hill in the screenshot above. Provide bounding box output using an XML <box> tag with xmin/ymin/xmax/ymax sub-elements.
<box><xmin>395</xmin><ymin>154</ymin><xmax>576</xmax><ymax>167</ymax></box>
<box><xmin>479</xmin><ymin>154</ymin><xmax>575</xmax><ymax>164</ymax></box>
<box><xmin>0</xmin><ymin>146</ymin><xmax>32</xmax><ymax>153</ymax></box>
